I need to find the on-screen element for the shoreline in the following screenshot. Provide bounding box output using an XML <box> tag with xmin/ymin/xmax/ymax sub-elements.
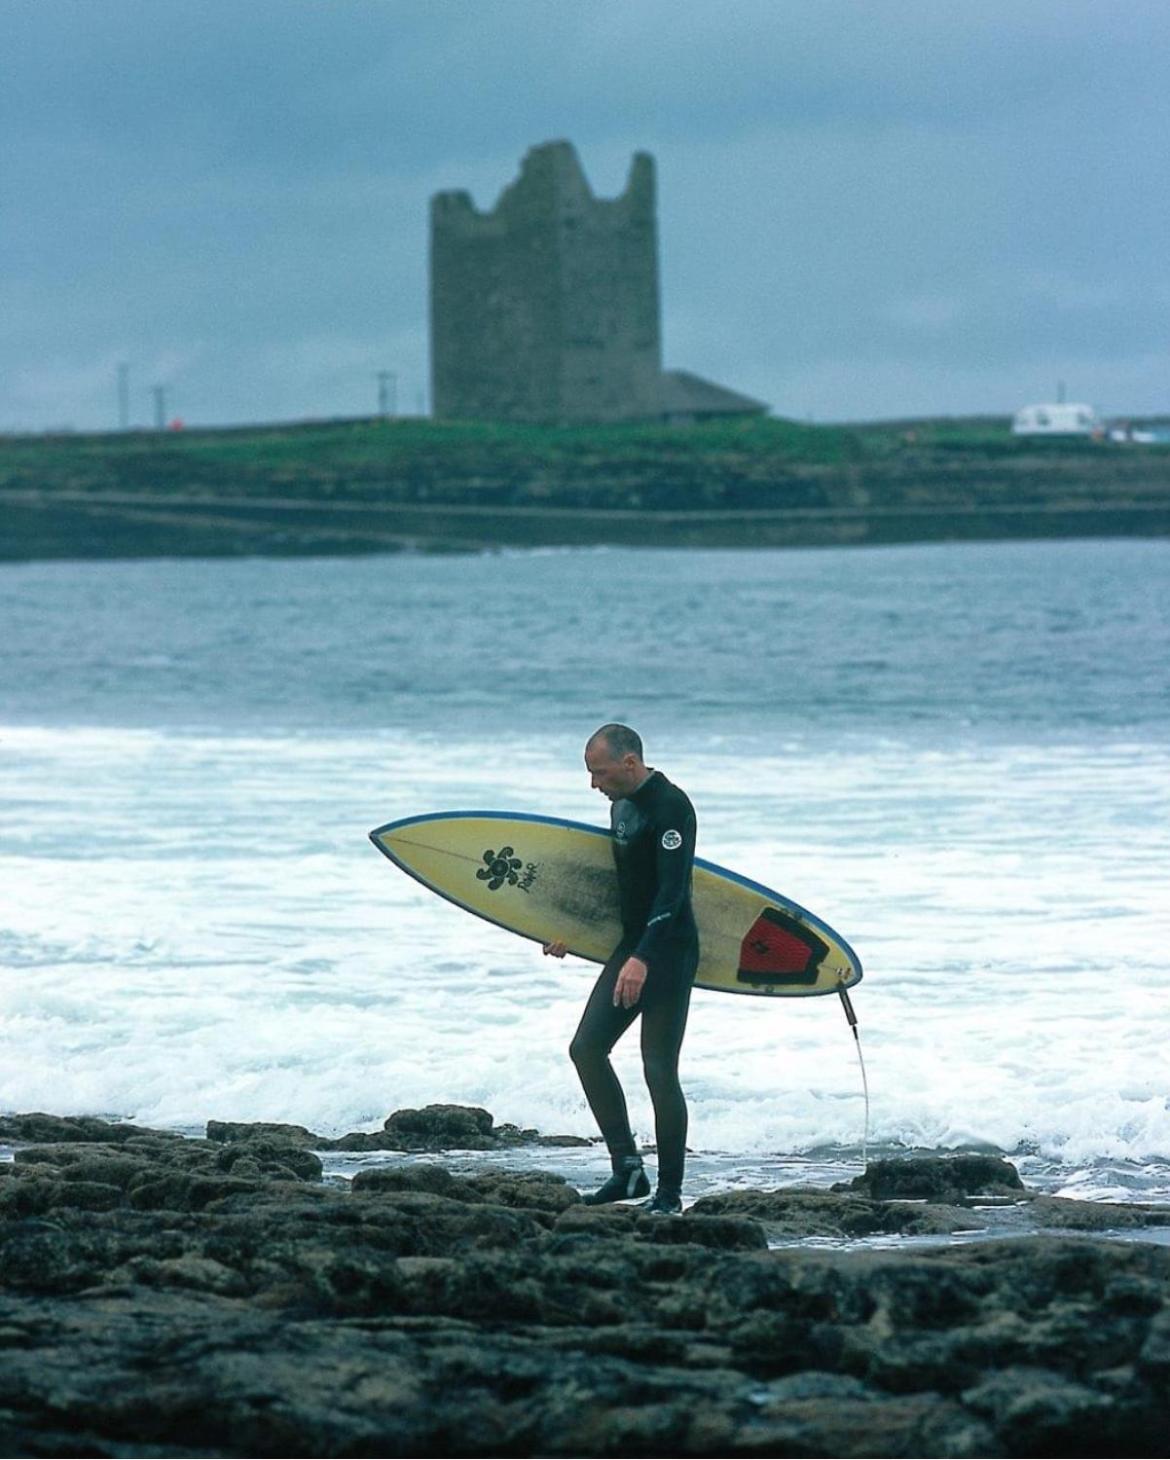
<box><xmin>5</xmin><ymin>486</ymin><xmax>1170</xmax><ymax>559</ymax></box>
<box><xmin>4</xmin><ymin>414</ymin><xmax>1170</xmax><ymax>559</ymax></box>
<box><xmin>3</xmin><ymin>1103</ymin><xmax>1169</xmax><ymax>1456</ymax></box>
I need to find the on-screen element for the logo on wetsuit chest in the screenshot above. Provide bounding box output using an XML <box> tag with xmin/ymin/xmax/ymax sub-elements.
<box><xmin>477</xmin><ymin>846</ymin><xmax>539</xmax><ymax>893</ymax></box>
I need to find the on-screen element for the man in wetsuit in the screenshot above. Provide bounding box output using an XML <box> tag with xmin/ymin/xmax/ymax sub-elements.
<box><xmin>544</xmin><ymin>724</ymin><xmax>699</xmax><ymax>1215</ymax></box>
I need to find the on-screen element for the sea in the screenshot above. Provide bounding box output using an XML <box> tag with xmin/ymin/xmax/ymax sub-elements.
<box><xmin>2</xmin><ymin>539</ymin><xmax>1169</xmax><ymax>1214</ymax></box>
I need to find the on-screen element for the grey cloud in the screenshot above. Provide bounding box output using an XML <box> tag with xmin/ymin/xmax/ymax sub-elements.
<box><xmin>4</xmin><ymin>0</ymin><xmax>1168</xmax><ymax>429</ymax></box>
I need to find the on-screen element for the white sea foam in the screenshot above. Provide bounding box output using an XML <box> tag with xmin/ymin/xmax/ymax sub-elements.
<box><xmin>3</xmin><ymin>722</ymin><xmax>1169</xmax><ymax>1191</ymax></box>
<box><xmin>3</xmin><ymin>541</ymin><xmax>1168</xmax><ymax>1195</ymax></box>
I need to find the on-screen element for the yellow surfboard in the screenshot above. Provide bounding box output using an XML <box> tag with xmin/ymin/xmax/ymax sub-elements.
<box><xmin>370</xmin><ymin>812</ymin><xmax>861</xmax><ymax>998</ymax></box>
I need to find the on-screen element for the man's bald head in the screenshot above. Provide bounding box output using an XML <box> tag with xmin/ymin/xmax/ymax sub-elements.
<box><xmin>584</xmin><ymin>724</ymin><xmax>648</xmax><ymax>801</ymax></box>
<box><xmin>586</xmin><ymin>724</ymin><xmax>643</xmax><ymax>762</ymax></box>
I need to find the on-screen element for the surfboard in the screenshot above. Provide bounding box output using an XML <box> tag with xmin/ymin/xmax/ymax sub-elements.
<box><xmin>369</xmin><ymin>811</ymin><xmax>861</xmax><ymax>998</ymax></box>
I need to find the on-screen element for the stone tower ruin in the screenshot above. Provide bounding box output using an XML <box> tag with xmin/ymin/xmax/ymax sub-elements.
<box><xmin>429</xmin><ymin>140</ymin><xmax>765</xmax><ymax>426</ymax></box>
<box><xmin>430</xmin><ymin>141</ymin><xmax>660</xmax><ymax>424</ymax></box>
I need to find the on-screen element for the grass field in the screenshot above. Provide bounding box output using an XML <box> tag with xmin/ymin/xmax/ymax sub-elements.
<box><xmin>0</xmin><ymin>411</ymin><xmax>1036</xmax><ymax>475</ymax></box>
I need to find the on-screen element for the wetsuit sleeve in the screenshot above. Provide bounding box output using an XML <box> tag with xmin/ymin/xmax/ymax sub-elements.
<box><xmin>632</xmin><ymin>801</ymin><xmax>696</xmax><ymax>966</ymax></box>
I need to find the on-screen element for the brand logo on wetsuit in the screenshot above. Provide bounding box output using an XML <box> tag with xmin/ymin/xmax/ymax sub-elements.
<box><xmin>661</xmin><ymin>829</ymin><xmax>683</xmax><ymax>850</ymax></box>
<box><xmin>477</xmin><ymin>847</ymin><xmax>539</xmax><ymax>893</ymax></box>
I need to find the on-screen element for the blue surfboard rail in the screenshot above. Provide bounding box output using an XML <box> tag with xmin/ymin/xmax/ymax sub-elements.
<box><xmin>369</xmin><ymin>809</ymin><xmax>863</xmax><ymax>994</ymax></box>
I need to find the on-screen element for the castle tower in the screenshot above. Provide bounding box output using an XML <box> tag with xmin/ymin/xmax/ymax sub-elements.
<box><xmin>429</xmin><ymin>141</ymin><xmax>663</xmax><ymax>424</ymax></box>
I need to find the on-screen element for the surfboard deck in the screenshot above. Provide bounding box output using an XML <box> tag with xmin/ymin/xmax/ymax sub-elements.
<box><xmin>370</xmin><ymin>811</ymin><xmax>861</xmax><ymax>998</ymax></box>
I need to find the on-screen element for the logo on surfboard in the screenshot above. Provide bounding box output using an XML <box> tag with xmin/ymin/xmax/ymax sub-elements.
<box><xmin>477</xmin><ymin>846</ymin><xmax>539</xmax><ymax>893</ymax></box>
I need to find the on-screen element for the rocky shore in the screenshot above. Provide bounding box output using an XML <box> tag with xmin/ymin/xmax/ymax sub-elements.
<box><xmin>2</xmin><ymin>1104</ymin><xmax>1169</xmax><ymax>1457</ymax></box>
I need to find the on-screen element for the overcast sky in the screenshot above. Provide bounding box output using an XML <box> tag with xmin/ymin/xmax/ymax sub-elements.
<box><xmin>4</xmin><ymin>0</ymin><xmax>1168</xmax><ymax>431</ymax></box>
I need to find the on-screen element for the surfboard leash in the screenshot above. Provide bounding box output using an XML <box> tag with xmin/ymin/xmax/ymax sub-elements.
<box><xmin>838</xmin><ymin>986</ymin><xmax>870</xmax><ymax>1171</ymax></box>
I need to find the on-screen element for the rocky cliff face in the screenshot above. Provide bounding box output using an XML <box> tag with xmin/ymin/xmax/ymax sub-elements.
<box><xmin>2</xmin><ymin>1106</ymin><xmax>1169</xmax><ymax>1456</ymax></box>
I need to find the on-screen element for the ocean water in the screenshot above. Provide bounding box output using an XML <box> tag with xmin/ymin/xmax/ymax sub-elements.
<box><xmin>2</xmin><ymin>539</ymin><xmax>1169</xmax><ymax>1205</ymax></box>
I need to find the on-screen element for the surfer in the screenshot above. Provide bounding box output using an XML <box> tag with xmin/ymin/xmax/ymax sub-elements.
<box><xmin>543</xmin><ymin>724</ymin><xmax>699</xmax><ymax>1215</ymax></box>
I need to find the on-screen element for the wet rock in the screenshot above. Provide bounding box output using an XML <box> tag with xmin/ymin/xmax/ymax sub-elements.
<box><xmin>127</xmin><ymin>1171</ymin><xmax>267</xmax><ymax>1212</ymax></box>
<box><xmin>381</xmin><ymin>1102</ymin><xmax>498</xmax><ymax>1150</ymax></box>
<box><xmin>961</xmin><ymin>1366</ymin><xmax>1123</xmax><ymax>1453</ymax></box>
<box><xmin>210</xmin><ymin>1139</ymin><xmax>322</xmax><ymax>1183</ymax></box>
<box><xmin>651</xmin><ymin>1212</ymin><xmax>768</xmax><ymax>1251</ymax></box>
<box><xmin>366</xmin><ymin>1103</ymin><xmax>593</xmax><ymax>1152</ymax></box>
<box><xmin>0</xmin><ymin>1112</ymin><xmax>183</xmax><ymax>1146</ymax></box>
<box><xmin>1</xmin><ymin>1125</ymin><xmax>322</xmax><ymax>1218</ymax></box>
<box><xmin>0</xmin><ymin>1176</ymin><xmax>125</xmax><ymax>1218</ymax></box>
<box><xmin>842</xmin><ymin>1154</ymin><xmax>1025</xmax><ymax>1204</ymax></box>
<box><xmin>206</xmin><ymin>1119</ymin><xmax>320</xmax><ymax>1148</ymax></box>
<box><xmin>210</xmin><ymin>1105</ymin><xmax>598</xmax><ymax>1155</ymax></box>
<box><xmin>322</xmin><ymin>1127</ymin><xmax>410</xmax><ymax>1152</ymax></box>
<box><xmin>1138</xmin><ymin>1306</ymin><xmax>1170</xmax><ymax>1378</ymax></box>
<box><xmin>350</xmin><ymin>1163</ymin><xmax>482</xmax><ymax>1201</ymax></box>
<box><xmin>690</xmin><ymin>1186</ymin><xmax>973</xmax><ymax>1239</ymax></box>
<box><xmin>114</xmin><ymin>1253</ymin><xmax>249</xmax><ymax>1296</ymax></box>
<box><xmin>465</xmin><ymin>1169</ymin><xmax>581</xmax><ymax>1214</ymax></box>
<box><xmin>552</xmin><ymin>1203</ymin><xmax>767</xmax><ymax>1251</ymax></box>
<box><xmin>1025</xmin><ymin>1194</ymin><xmax>1170</xmax><ymax>1232</ymax></box>
<box><xmin>2</xmin><ymin>1115</ymin><xmax>1169</xmax><ymax>1457</ymax></box>
<box><xmin>494</xmin><ymin>1123</ymin><xmax>594</xmax><ymax>1148</ymax></box>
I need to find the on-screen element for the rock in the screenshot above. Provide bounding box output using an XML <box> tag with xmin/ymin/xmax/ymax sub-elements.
<box><xmin>369</xmin><ymin>1103</ymin><xmax>593</xmax><ymax>1152</ymax></box>
<box><xmin>381</xmin><ymin>1103</ymin><xmax>497</xmax><ymax>1149</ymax></box>
<box><xmin>1138</xmin><ymin>1306</ymin><xmax>1170</xmax><ymax>1379</ymax></box>
<box><xmin>0</xmin><ymin>1113</ymin><xmax>182</xmax><ymax>1146</ymax></box>
<box><xmin>206</xmin><ymin>1119</ymin><xmax>321</xmax><ymax>1148</ymax></box>
<box><xmin>465</xmin><ymin>1170</ymin><xmax>580</xmax><ymax>1214</ymax></box>
<box><xmin>200</xmin><ymin>1106</ymin><xmax>598</xmax><ymax>1155</ymax></box>
<box><xmin>323</xmin><ymin>1128</ymin><xmax>409</xmax><ymax>1151</ymax></box>
<box><xmin>1</xmin><ymin>1127</ymin><xmax>322</xmax><ymax>1219</ymax></box>
<box><xmin>842</xmin><ymin>1155</ymin><xmax>1025</xmax><ymax>1204</ymax></box>
<box><xmin>350</xmin><ymin>1164</ymin><xmax>482</xmax><ymax>1201</ymax></box>
<box><xmin>0</xmin><ymin>1176</ymin><xmax>125</xmax><ymax>1218</ymax></box>
<box><xmin>1025</xmin><ymin>1194</ymin><xmax>1170</xmax><ymax>1232</ymax></box>
<box><xmin>115</xmin><ymin>1253</ymin><xmax>249</xmax><ymax>1296</ymax></box>
<box><xmin>690</xmin><ymin>1186</ymin><xmax>973</xmax><ymax>1239</ymax></box>
<box><xmin>492</xmin><ymin>1122</ymin><xmax>594</xmax><ymax>1148</ymax></box>
<box><xmin>961</xmin><ymin>1366</ymin><xmax>1121</xmax><ymax>1453</ymax></box>
<box><xmin>128</xmin><ymin>1172</ymin><xmax>266</xmax><ymax>1211</ymax></box>
<box><xmin>211</xmin><ymin>1139</ymin><xmax>323</xmax><ymax>1183</ymax></box>
<box><xmin>651</xmin><ymin>1212</ymin><xmax>768</xmax><ymax>1251</ymax></box>
<box><xmin>2</xmin><ymin>1112</ymin><xmax>1168</xmax><ymax>1456</ymax></box>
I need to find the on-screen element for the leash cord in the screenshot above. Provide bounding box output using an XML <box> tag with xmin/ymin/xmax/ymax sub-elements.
<box><xmin>838</xmin><ymin>986</ymin><xmax>870</xmax><ymax>1171</ymax></box>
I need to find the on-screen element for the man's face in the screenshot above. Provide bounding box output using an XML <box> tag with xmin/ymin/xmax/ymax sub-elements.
<box><xmin>585</xmin><ymin>744</ymin><xmax>641</xmax><ymax>801</ymax></box>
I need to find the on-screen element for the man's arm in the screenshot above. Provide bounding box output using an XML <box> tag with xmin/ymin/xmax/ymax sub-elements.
<box><xmin>545</xmin><ymin>938</ymin><xmax>645</xmax><ymax>1007</ymax></box>
<box><xmin>632</xmin><ymin>801</ymin><xmax>697</xmax><ymax>966</ymax></box>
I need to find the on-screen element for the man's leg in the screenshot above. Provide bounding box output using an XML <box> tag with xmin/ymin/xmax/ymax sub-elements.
<box><xmin>639</xmin><ymin>947</ymin><xmax>697</xmax><ymax>1210</ymax></box>
<box><xmin>569</xmin><ymin>947</ymin><xmax>649</xmax><ymax>1202</ymax></box>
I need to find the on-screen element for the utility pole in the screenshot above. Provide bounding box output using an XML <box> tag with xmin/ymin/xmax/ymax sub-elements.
<box><xmin>153</xmin><ymin>386</ymin><xmax>167</xmax><ymax>431</ymax></box>
<box><xmin>117</xmin><ymin>363</ymin><xmax>130</xmax><ymax>430</ymax></box>
<box><xmin>377</xmin><ymin>370</ymin><xmax>397</xmax><ymax>418</ymax></box>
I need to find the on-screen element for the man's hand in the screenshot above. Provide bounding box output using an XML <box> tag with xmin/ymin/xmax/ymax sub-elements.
<box><xmin>613</xmin><ymin>956</ymin><xmax>648</xmax><ymax>1008</ymax></box>
<box><xmin>542</xmin><ymin>940</ymin><xmax>568</xmax><ymax>958</ymax></box>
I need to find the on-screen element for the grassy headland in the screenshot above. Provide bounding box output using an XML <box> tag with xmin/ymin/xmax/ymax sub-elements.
<box><xmin>2</xmin><ymin>413</ymin><xmax>1169</xmax><ymax>558</ymax></box>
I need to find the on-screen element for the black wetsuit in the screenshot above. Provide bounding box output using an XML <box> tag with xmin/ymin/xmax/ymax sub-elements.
<box><xmin>569</xmin><ymin>770</ymin><xmax>699</xmax><ymax>1197</ymax></box>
